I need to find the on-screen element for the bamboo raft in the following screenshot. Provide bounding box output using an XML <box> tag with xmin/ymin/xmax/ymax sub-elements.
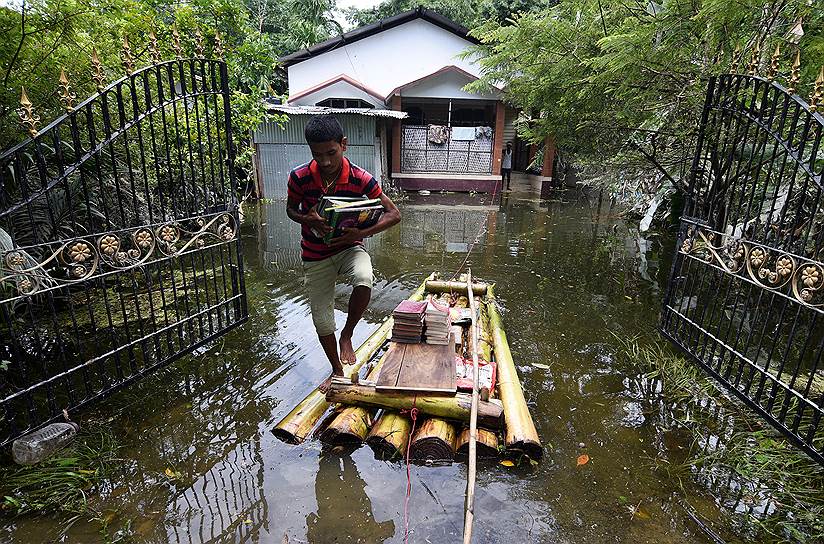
<box><xmin>272</xmin><ymin>274</ymin><xmax>542</xmax><ymax>464</ymax></box>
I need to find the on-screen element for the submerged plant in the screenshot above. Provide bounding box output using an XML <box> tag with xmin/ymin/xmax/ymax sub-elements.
<box><xmin>615</xmin><ymin>335</ymin><xmax>824</xmax><ymax>543</ymax></box>
<box><xmin>0</xmin><ymin>426</ymin><xmax>119</xmax><ymax>517</ymax></box>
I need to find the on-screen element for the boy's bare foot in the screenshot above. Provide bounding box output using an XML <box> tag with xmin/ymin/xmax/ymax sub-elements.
<box><xmin>318</xmin><ymin>372</ymin><xmax>343</xmax><ymax>393</ymax></box>
<box><xmin>339</xmin><ymin>334</ymin><xmax>356</xmax><ymax>366</ymax></box>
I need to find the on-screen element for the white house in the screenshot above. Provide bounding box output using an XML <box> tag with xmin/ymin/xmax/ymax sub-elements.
<box><xmin>254</xmin><ymin>8</ymin><xmax>556</xmax><ymax>197</ymax></box>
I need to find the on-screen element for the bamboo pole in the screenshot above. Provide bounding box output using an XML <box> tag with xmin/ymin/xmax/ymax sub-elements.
<box><xmin>325</xmin><ymin>382</ymin><xmax>504</xmax><ymax>429</ymax></box>
<box><xmin>366</xmin><ymin>411</ymin><xmax>412</xmax><ymax>460</ymax></box>
<box><xmin>463</xmin><ymin>269</ymin><xmax>480</xmax><ymax>544</ymax></box>
<box><xmin>409</xmin><ymin>417</ymin><xmax>457</xmax><ymax>464</ymax></box>
<box><xmin>272</xmin><ymin>274</ymin><xmax>433</xmax><ymax>444</ymax></box>
<box><xmin>425</xmin><ymin>280</ymin><xmax>488</xmax><ymax>296</ymax></box>
<box><xmin>485</xmin><ymin>285</ymin><xmax>542</xmax><ymax>459</ymax></box>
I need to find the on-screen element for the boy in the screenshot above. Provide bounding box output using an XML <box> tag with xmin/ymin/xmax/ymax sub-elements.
<box><xmin>286</xmin><ymin>116</ymin><xmax>402</xmax><ymax>392</ymax></box>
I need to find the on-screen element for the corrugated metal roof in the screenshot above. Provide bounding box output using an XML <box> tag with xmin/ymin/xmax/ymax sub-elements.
<box><xmin>263</xmin><ymin>103</ymin><xmax>407</xmax><ymax>119</ymax></box>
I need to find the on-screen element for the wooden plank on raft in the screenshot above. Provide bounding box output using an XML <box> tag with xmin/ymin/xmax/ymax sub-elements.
<box><xmin>375</xmin><ymin>342</ymin><xmax>405</xmax><ymax>388</ymax></box>
<box><xmin>375</xmin><ymin>339</ymin><xmax>456</xmax><ymax>393</ymax></box>
<box><xmin>395</xmin><ymin>337</ymin><xmax>456</xmax><ymax>393</ymax></box>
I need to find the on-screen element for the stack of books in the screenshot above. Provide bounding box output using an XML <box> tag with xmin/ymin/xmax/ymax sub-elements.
<box><xmin>311</xmin><ymin>196</ymin><xmax>384</xmax><ymax>245</ymax></box>
<box><xmin>424</xmin><ymin>297</ymin><xmax>452</xmax><ymax>345</ymax></box>
<box><xmin>391</xmin><ymin>300</ymin><xmax>427</xmax><ymax>343</ymax></box>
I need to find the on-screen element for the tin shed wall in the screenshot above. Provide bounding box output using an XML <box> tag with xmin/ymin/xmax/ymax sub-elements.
<box><xmin>255</xmin><ymin>114</ymin><xmax>377</xmax><ymax>198</ymax></box>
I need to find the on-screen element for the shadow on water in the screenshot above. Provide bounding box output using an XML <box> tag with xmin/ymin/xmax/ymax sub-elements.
<box><xmin>2</xmin><ymin>181</ymin><xmax>760</xmax><ymax>543</ymax></box>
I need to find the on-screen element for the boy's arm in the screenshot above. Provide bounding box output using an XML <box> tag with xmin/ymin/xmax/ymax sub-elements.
<box><xmin>328</xmin><ymin>193</ymin><xmax>401</xmax><ymax>247</ymax></box>
<box><xmin>286</xmin><ymin>197</ymin><xmax>332</xmax><ymax>235</ymax></box>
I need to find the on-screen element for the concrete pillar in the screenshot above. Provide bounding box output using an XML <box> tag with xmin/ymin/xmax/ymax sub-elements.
<box><xmin>527</xmin><ymin>144</ymin><xmax>537</xmax><ymax>167</ymax></box>
<box><xmin>541</xmin><ymin>136</ymin><xmax>556</xmax><ymax>180</ymax></box>
<box><xmin>391</xmin><ymin>95</ymin><xmax>402</xmax><ymax>174</ymax></box>
<box><xmin>492</xmin><ymin>100</ymin><xmax>505</xmax><ymax>175</ymax></box>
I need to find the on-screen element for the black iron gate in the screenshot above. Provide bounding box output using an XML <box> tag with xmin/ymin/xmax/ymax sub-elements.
<box><xmin>661</xmin><ymin>53</ymin><xmax>824</xmax><ymax>464</ymax></box>
<box><xmin>0</xmin><ymin>33</ymin><xmax>247</xmax><ymax>446</ymax></box>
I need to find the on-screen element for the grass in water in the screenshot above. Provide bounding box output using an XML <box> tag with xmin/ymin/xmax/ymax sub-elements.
<box><xmin>615</xmin><ymin>335</ymin><xmax>824</xmax><ymax>544</ymax></box>
<box><xmin>0</xmin><ymin>426</ymin><xmax>128</xmax><ymax>540</ymax></box>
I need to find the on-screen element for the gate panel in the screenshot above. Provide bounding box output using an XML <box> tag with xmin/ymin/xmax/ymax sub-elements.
<box><xmin>662</xmin><ymin>71</ymin><xmax>824</xmax><ymax>464</ymax></box>
<box><xmin>0</xmin><ymin>54</ymin><xmax>247</xmax><ymax>446</ymax></box>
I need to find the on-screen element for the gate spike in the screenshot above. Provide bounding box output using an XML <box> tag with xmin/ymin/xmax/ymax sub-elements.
<box><xmin>172</xmin><ymin>26</ymin><xmax>183</xmax><ymax>59</ymax></box>
<box><xmin>195</xmin><ymin>29</ymin><xmax>205</xmax><ymax>58</ymax></box>
<box><xmin>17</xmin><ymin>87</ymin><xmax>40</xmax><ymax>137</ymax></box>
<box><xmin>57</xmin><ymin>68</ymin><xmax>77</xmax><ymax>112</ymax></box>
<box><xmin>91</xmin><ymin>47</ymin><xmax>106</xmax><ymax>92</ymax></box>
<box><xmin>149</xmin><ymin>30</ymin><xmax>162</xmax><ymax>64</ymax></box>
<box><xmin>214</xmin><ymin>31</ymin><xmax>224</xmax><ymax>60</ymax></box>
<box><xmin>788</xmin><ymin>50</ymin><xmax>801</xmax><ymax>94</ymax></box>
<box><xmin>747</xmin><ymin>43</ymin><xmax>760</xmax><ymax>76</ymax></box>
<box><xmin>729</xmin><ymin>45</ymin><xmax>741</xmax><ymax>75</ymax></box>
<box><xmin>121</xmin><ymin>35</ymin><xmax>135</xmax><ymax>75</ymax></box>
<box><xmin>810</xmin><ymin>66</ymin><xmax>824</xmax><ymax>113</ymax></box>
<box><xmin>767</xmin><ymin>44</ymin><xmax>780</xmax><ymax>82</ymax></box>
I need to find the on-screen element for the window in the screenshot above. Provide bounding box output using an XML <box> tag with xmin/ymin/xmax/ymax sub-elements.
<box><xmin>316</xmin><ymin>98</ymin><xmax>374</xmax><ymax>109</ymax></box>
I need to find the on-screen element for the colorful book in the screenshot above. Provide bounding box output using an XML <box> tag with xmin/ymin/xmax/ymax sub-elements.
<box><xmin>311</xmin><ymin>195</ymin><xmax>384</xmax><ymax>245</ymax></box>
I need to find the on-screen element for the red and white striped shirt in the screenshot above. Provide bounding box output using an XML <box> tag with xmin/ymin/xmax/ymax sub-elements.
<box><xmin>287</xmin><ymin>157</ymin><xmax>382</xmax><ymax>261</ymax></box>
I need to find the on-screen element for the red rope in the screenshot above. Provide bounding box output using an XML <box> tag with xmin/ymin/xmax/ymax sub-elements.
<box><xmin>400</xmin><ymin>396</ymin><xmax>419</xmax><ymax>544</ymax></box>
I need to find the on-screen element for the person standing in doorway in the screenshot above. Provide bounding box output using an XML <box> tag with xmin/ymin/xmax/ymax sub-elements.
<box><xmin>502</xmin><ymin>142</ymin><xmax>513</xmax><ymax>190</ymax></box>
<box><xmin>286</xmin><ymin>116</ymin><xmax>402</xmax><ymax>392</ymax></box>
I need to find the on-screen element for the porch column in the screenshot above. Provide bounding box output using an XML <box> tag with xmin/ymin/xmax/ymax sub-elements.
<box><xmin>391</xmin><ymin>95</ymin><xmax>402</xmax><ymax>175</ymax></box>
<box><xmin>541</xmin><ymin>136</ymin><xmax>556</xmax><ymax>181</ymax></box>
<box><xmin>527</xmin><ymin>144</ymin><xmax>537</xmax><ymax>167</ymax></box>
<box><xmin>492</xmin><ymin>100</ymin><xmax>505</xmax><ymax>176</ymax></box>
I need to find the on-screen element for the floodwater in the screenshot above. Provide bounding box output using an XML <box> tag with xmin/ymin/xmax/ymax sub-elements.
<box><xmin>2</xmin><ymin>179</ymin><xmax>743</xmax><ymax>543</ymax></box>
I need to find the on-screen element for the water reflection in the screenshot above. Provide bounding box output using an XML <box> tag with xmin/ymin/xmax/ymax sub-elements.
<box><xmin>307</xmin><ymin>454</ymin><xmax>395</xmax><ymax>543</ymax></box>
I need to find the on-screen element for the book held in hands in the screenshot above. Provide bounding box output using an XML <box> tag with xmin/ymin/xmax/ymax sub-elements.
<box><xmin>311</xmin><ymin>195</ymin><xmax>384</xmax><ymax>245</ymax></box>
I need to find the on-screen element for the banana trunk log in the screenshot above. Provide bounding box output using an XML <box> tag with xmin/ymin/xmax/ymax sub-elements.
<box><xmin>365</xmin><ymin>411</ymin><xmax>412</xmax><ymax>460</ymax></box>
<box><xmin>318</xmin><ymin>352</ymin><xmax>390</xmax><ymax>445</ymax></box>
<box><xmin>485</xmin><ymin>286</ymin><xmax>542</xmax><ymax>459</ymax></box>
<box><xmin>455</xmin><ymin>428</ymin><xmax>500</xmax><ymax>459</ymax></box>
<box><xmin>410</xmin><ymin>418</ymin><xmax>457</xmax><ymax>465</ymax></box>
<box><xmin>325</xmin><ymin>383</ymin><xmax>504</xmax><ymax>430</ymax></box>
<box><xmin>425</xmin><ymin>280</ymin><xmax>488</xmax><ymax>297</ymax></box>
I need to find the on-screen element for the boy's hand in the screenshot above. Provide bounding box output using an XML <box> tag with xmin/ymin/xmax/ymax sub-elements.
<box><xmin>329</xmin><ymin>227</ymin><xmax>363</xmax><ymax>247</ymax></box>
<box><xmin>302</xmin><ymin>209</ymin><xmax>332</xmax><ymax>235</ymax></box>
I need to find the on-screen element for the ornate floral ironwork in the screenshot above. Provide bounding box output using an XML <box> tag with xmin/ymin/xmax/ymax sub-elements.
<box><xmin>214</xmin><ymin>32</ymin><xmax>224</xmax><ymax>60</ymax></box>
<box><xmin>58</xmin><ymin>68</ymin><xmax>77</xmax><ymax>112</ymax></box>
<box><xmin>810</xmin><ymin>66</ymin><xmax>824</xmax><ymax>113</ymax></box>
<box><xmin>195</xmin><ymin>29</ymin><xmax>205</xmax><ymax>58</ymax></box>
<box><xmin>729</xmin><ymin>45</ymin><xmax>741</xmax><ymax>75</ymax></box>
<box><xmin>172</xmin><ymin>26</ymin><xmax>183</xmax><ymax>59</ymax></box>
<box><xmin>148</xmin><ymin>31</ymin><xmax>162</xmax><ymax>64</ymax></box>
<box><xmin>121</xmin><ymin>35</ymin><xmax>135</xmax><ymax>75</ymax></box>
<box><xmin>747</xmin><ymin>43</ymin><xmax>760</xmax><ymax>76</ymax></box>
<box><xmin>91</xmin><ymin>47</ymin><xmax>106</xmax><ymax>92</ymax></box>
<box><xmin>0</xmin><ymin>213</ymin><xmax>237</xmax><ymax>298</ymax></box>
<box><xmin>679</xmin><ymin>225</ymin><xmax>824</xmax><ymax>308</ymax></box>
<box><xmin>17</xmin><ymin>87</ymin><xmax>40</xmax><ymax>137</ymax></box>
<box><xmin>788</xmin><ymin>50</ymin><xmax>801</xmax><ymax>95</ymax></box>
<box><xmin>767</xmin><ymin>44</ymin><xmax>780</xmax><ymax>82</ymax></box>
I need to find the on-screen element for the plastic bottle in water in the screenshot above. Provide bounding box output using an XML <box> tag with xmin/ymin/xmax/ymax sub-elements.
<box><xmin>11</xmin><ymin>422</ymin><xmax>80</xmax><ymax>465</ymax></box>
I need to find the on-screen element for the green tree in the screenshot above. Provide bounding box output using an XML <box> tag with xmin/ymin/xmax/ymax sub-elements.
<box><xmin>465</xmin><ymin>0</ymin><xmax>824</xmax><ymax>213</ymax></box>
<box><xmin>344</xmin><ymin>0</ymin><xmax>556</xmax><ymax>29</ymax></box>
